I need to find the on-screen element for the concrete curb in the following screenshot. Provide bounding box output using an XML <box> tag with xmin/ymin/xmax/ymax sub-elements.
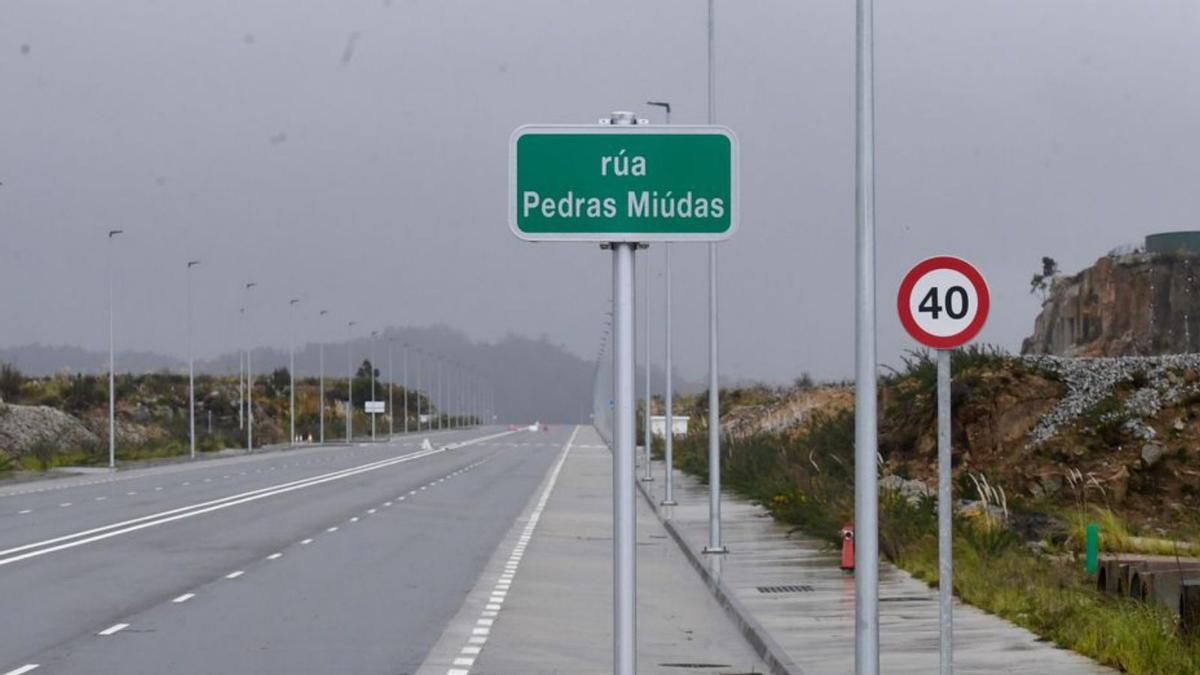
<box><xmin>635</xmin><ymin>477</ymin><xmax>804</xmax><ymax>675</ymax></box>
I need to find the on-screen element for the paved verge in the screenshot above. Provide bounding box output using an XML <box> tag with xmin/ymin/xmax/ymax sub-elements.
<box><xmin>636</xmin><ymin>454</ymin><xmax>1115</xmax><ymax>675</ymax></box>
<box><xmin>419</xmin><ymin>425</ymin><xmax>770</xmax><ymax>675</ymax></box>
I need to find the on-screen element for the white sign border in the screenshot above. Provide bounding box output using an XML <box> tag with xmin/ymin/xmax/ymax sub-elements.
<box><xmin>508</xmin><ymin>124</ymin><xmax>740</xmax><ymax>243</ymax></box>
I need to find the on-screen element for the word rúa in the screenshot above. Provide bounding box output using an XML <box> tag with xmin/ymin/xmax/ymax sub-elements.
<box><xmin>600</xmin><ymin>150</ymin><xmax>646</xmax><ymax>177</ymax></box>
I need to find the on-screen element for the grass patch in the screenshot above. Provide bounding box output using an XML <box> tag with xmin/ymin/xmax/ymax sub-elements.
<box><xmin>668</xmin><ymin>400</ymin><xmax>1200</xmax><ymax>673</ymax></box>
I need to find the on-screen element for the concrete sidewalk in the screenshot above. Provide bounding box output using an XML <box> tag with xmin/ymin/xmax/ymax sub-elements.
<box><xmin>419</xmin><ymin>426</ymin><xmax>770</xmax><ymax>674</ymax></box>
<box><xmin>636</xmin><ymin>453</ymin><xmax>1115</xmax><ymax>674</ymax></box>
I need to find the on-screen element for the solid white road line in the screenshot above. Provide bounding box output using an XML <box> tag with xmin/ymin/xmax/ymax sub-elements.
<box><xmin>0</xmin><ymin>430</ymin><xmax>517</xmax><ymax>568</ymax></box>
<box><xmin>98</xmin><ymin>623</ymin><xmax>128</xmax><ymax>636</ymax></box>
<box><xmin>3</xmin><ymin>665</ymin><xmax>39</xmax><ymax>674</ymax></box>
<box><xmin>441</xmin><ymin>426</ymin><xmax>578</xmax><ymax>675</ymax></box>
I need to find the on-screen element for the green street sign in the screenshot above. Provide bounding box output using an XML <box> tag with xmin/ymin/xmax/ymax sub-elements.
<box><xmin>509</xmin><ymin>125</ymin><xmax>738</xmax><ymax>242</ymax></box>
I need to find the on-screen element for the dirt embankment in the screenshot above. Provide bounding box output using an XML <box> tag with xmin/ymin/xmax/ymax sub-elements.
<box><xmin>720</xmin><ymin>354</ymin><xmax>1200</xmax><ymax>535</ymax></box>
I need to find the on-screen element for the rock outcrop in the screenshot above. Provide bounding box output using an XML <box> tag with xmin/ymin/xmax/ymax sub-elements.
<box><xmin>0</xmin><ymin>403</ymin><xmax>98</xmax><ymax>458</ymax></box>
<box><xmin>1022</xmin><ymin>251</ymin><xmax>1200</xmax><ymax>357</ymax></box>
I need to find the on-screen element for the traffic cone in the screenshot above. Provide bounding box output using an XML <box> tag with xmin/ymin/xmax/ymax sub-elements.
<box><xmin>840</xmin><ymin>523</ymin><xmax>855</xmax><ymax>573</ymax></box>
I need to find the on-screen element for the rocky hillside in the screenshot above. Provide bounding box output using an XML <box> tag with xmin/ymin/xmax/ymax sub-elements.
<box><xmin>677</xmin><ymin>349</ymin><xmax>1200</xmax><ymax>537</ymax></box>
<box><xmin>1023</xmin><ymin>250</ymin><xmax>1200</xmax><ymax>357</ymax></box>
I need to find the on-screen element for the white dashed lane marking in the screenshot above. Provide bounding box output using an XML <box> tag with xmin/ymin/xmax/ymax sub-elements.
<box><xmin>4</xmin><ymin>664</ymin><xmax>40</xmax><ymax>674</ymax></box>
<box><xmin>97</xmin><ymin>623</ymin><xmax>128</xmax><ymax>636</ymax></box>
<box><xmin>172</xmin><ymin>593</ymin><xmax>195</xmax><ymax>603</ymax></box>
<box><xmin>225</xmin><ymin>570</ymin><xmax>244</xmax><ymax>579</ymax></box>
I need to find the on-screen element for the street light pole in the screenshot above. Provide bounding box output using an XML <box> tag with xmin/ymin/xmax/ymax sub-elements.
<box><xmin>645</xmin><ymin>100</ymin><xmax>672</xmax><ymax>484</ymax></box>
<box><xmin>855</xmin><ymin>0</ymin><xmax>880</xmax><ymax>670</ymax></box>
<box><xmin>388</xmin><ymin>337</ymin><xmax>395</xmax><ymax>440</ymax></box>
<box><xmin>187</xmin><ymin>260</ymin><xmax>200</xmax><ymax>460</ymax></box>
<box><xmin>245</xmin><ymin>282</ymin><xmax>257</xmax><ymax>452</ymax></box>
<box><xmin>436</xmin><ymin>355</ymin><xmax>446</xmax><ymax>427</ymax></box>
<box><xmin>414</xmin><ymin>348</ymin><xmax>423</xmax><ymax>432</ymax></box>
<box><xmin>402</xmin><ymin>344</ymin><xmax>409</xmax><ymax>434</ymax></box>
<box><xmin>319</xmin><ymin>310</ymin><xmax>329</xmax><ymax>444</ymax></box>
<box><xmin>347</xmin><ymin>321</ymin><xmax>357</xmax><ymax>443</ymax></box>
<box><xmin>238</xmin><ymin>309</ymin><xmax>245</xmax><ymax>431</ymax></box>
<box><xmin>107</xmin><ymin>229</ymin><xmax>124</xmax><ymax>469</ymax></box>
<box><xmin>645</xmin><ymin>100</ymin><xmax>677</xmax><ymax>503</ymax></box>
<box><xmin>370</xmin><ymin>330</ymin><xmax>378</xmax><ymax>442</ymax></box>
<box><xmin>289</xmin><ymin>298</ymin><xmax>300</xmax><ymax>446</ymax></box>
<box><xmin>703</xmin><ymin>0</ymin><xmax>728</xmax><ymax>556</ymax></box>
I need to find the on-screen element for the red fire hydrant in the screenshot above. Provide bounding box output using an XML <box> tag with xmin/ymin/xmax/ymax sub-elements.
<box><xmin>839</xmin><ymin>523</ymin><xmax>855</xmax><ymax>573</ymax></box>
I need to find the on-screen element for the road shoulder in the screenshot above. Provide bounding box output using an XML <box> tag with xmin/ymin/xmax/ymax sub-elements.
<box><xmin>418</xmin><ymin>425</ymin><xmax>770</xmax><ymax>675</ymax></box>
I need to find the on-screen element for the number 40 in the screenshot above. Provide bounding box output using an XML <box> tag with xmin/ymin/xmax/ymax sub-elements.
<box><xmin>919</xmin><ymin>286</ymin><xmax>969</xmax><ymax>320</ymax></box>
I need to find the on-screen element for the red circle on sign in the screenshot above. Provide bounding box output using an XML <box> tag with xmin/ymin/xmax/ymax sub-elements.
<box><xmin>897</xmin><ymin>256</ymin><xmax>989</xmax><ymax>349</ymax></box>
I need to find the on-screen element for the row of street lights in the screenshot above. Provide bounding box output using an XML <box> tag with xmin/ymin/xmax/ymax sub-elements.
<box><xmin>104</xmin><ymin>237</ymin><xmax>496</xmax><ymax>468</ymax></box>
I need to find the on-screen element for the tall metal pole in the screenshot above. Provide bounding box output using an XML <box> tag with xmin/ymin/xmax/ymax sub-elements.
<box><xmin>245</xmin><ymin>282</ymin><xmax>257</xmax><ymax>452</ymax></box>
<box><xmin>319</xmin><ymin>309</ymin><xmax>328</xmax><ymax>443</ymax></box>
<box><xmin>187</xmin><ymin>260</ymin><xmax>200</xmax><ymax>460</ymax></box>
<box><xmin>642</xmin><ymin>237</ymin><xmax>654</xmax><ymax>481</ymax></box>
<box><xmin>415</xmin><ymin>349</ymin><xmax>423</xmax><ymax>432</ymax></box>
<box><xmin>937</xmin><ymin>348</ymin><xmax>953</xmax><ymax>674</ymax></box>
<box><xmin>652</xmin><ymin>99</ymin><xmax>681</xmax><ymax>502</ymax></box>
<box><xmin>388</xmin><ymin>337</ymin><xmax>395</xmax><ymax>440</ymax></box>
<box><xmin>662</xmin><ymin>243</ymin><xmax>676</xmax><ymax>506</ymax></box>
<box><xmin>702</xmin><ymin>0</ymin><xmax>726</xmax><ymax>555</ymax></box>
<box><xmin>855</xmin><ymin>0</ymin><xmax>880</xmax><ymax>669</ymax></box>
<box><xmin>370</xmin><ymin>330</ymin><xmax>378</xmax><ymax>442</ymax></box>
<box><xmin>645</xmin><ymin>100</ymin><xmax>670</xmax><ymax>483</ymax></box>
<box><xmin>238</xmin><ymin>310</ymin><xmax>245</xmax><ymax>431</ymax></box>
<box><xmin>289</xmin><ymin>298</ymin><xmax>300</xmax><ymax>446</ymax></box>
<box><xmin>347</xmin><ymin>321</ymin><xmax>357</xmax><ymax>442</ymax></box>
<box><xmin>436</xmin><ymin>357</ymin><xmax>443</xmax><ymax>431</ymax></box>
<box><xmin>403</xmin><ymin>344</ymin><xmax>409</xmax><ymax>434</ymax></box>
<box><xmin>107</xmin><ymin>229</ymin><xmax>123</xmax><ymax>469</ymax></box>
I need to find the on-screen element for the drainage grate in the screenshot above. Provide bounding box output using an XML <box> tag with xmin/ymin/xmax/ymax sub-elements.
<box><xmin>756</xmin><ymin>584</ymin><xmax>814</xmax><ymax>594</ymax></box>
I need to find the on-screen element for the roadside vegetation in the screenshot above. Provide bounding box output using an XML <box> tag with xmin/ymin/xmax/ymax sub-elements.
<box><xmin>0</xmin><ymin>362</ymin><xmax>451</xmax><ymax>478</ymax></box>
<box><xmin>663</xmin><ymin>346</ymin><xmax>1200</xmax><ymax>673</ymax></box>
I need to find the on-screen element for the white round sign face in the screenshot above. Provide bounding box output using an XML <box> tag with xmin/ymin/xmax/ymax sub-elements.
<box><xmin>897</xmin><ymin>256</ymin><xmax>989</xmax><ymax>349</ymax></box>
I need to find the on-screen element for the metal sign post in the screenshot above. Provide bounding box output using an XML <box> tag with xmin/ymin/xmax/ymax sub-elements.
<box><xmin>611</xmin><ymin>237</ymin><xmax>637</xmax><ymax>675</ymax></box>
<box><xmin>510</xmin><ymin>109</ymin><xmax>737</xmax><ymax>675</ymax></box>
<box><xmin>898</xmin><ymin>255</ymin><xmax>990</xmax><ymax>675</ymax></box>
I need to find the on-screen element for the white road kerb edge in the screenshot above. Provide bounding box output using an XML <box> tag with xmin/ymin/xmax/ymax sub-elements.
<box><xmin>0</xmin><ymin>430</ymin><xmax>517</xmax><ymax>568</ymax></box>
<box><xmin>443</xmin><ymin>425</ymin><xmax>579</xmax><ymax>675</ymax></box>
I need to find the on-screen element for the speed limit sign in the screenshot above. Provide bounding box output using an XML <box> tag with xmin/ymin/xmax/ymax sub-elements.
<box><xmin>897</xmin><ymin>256</ymin><xmax>989</xmax><ymax>349</ymax></box>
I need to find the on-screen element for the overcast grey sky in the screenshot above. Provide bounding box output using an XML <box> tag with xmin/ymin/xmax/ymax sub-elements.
<box><xmin>2</xmin><ymin>0</ymin><xmax>1198</xmax><ymax>383</ymax></box>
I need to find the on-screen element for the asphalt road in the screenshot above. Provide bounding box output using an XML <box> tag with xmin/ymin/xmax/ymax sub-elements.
<box><xmin>0</xmin><ymin>425</ymin><xmax>570</xmax><ymax>674</ymax></box>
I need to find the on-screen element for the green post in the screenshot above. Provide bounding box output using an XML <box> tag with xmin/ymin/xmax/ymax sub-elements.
<box><xmin>1085</xmin><ymin>523</ymin><xmax>1099</xmax><ymax>576</ymax></box>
